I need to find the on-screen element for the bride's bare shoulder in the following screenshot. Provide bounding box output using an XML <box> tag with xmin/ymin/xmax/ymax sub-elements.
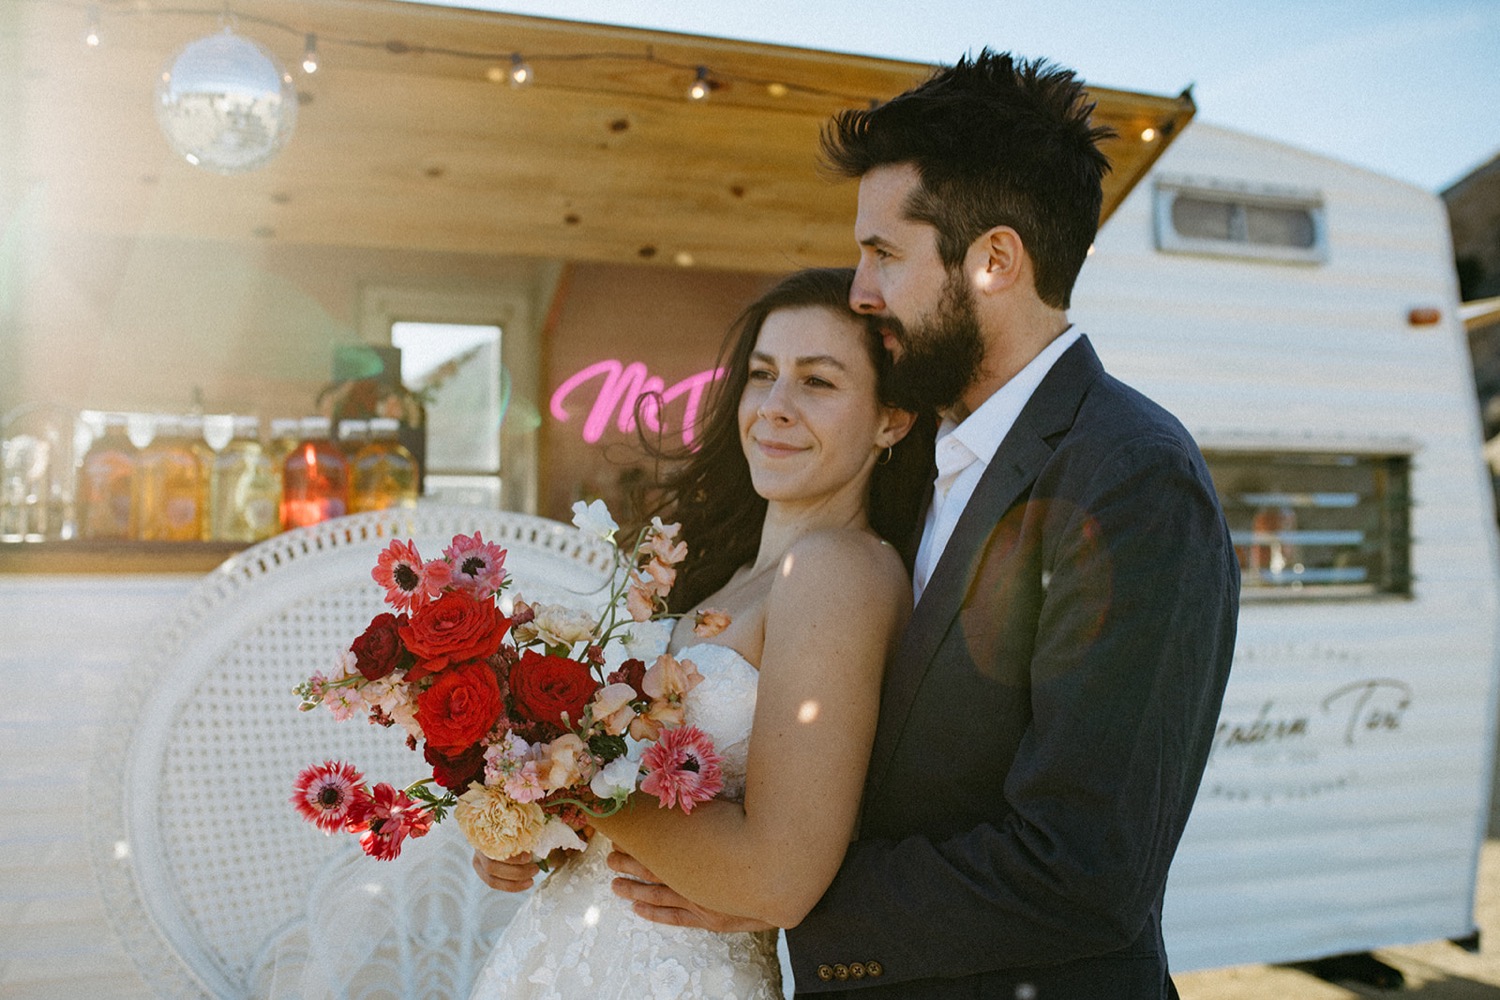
<box><xmin>775</xmin><ymin>528</ymin><xmax>910</xmax><ymax>602</ymax></box>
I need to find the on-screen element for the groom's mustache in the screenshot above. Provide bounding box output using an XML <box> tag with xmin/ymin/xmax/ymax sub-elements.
<box><xmin>877</xmin><ymin>316</ymin><xmax>908</xmax><ymax>359</ymax></box>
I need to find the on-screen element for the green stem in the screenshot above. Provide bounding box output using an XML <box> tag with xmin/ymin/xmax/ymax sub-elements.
<box><xmin>547</xmin><ymin>796</ymin><xmax>627</xmax><ymax>819</ymax></box>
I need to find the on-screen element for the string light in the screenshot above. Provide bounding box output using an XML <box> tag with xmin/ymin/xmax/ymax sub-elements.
<box><xmin>508</xmin><ymin>52</ymin><xmax>531</xmax><ymax>87</ymax></box>
<box><xmin>688</xmin><ymin>65</ymin><xmax>712</xmax><ymax>102</ymax></box>
<box><xmin>58</xmin><ymin>1</ymin><xmax>1034</xmax><ymax>112</ymax></box>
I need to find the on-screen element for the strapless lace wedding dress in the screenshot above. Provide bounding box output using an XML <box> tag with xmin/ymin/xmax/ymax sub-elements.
<box><xmin>468</xmin><ymin>643</ymin><xmax>783</xmax><ymax>1000</ymax></box>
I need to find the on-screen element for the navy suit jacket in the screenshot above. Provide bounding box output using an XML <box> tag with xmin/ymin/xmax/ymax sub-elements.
<box><xmin>785</xmin><ymin>336</ymin><xmax>1239</xmax><ymax>999</ymax></box>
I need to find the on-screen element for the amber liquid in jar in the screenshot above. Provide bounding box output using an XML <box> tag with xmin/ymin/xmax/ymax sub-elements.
<box><xmin>136</xmin><ymin>416</ymin><xmax>206</xmax><ymax>541</ymax></box>
<box><xmin>350</xmin><ymin>417</ymin><xmax>419</xmax><ymax>513</ymax></box>
<box><xmin>281</xmin><ymin>416</ymin><xmax>350</xmax><ymax>529</ymax></box>
<box><xmin>77</xmin><ymin>414</ymin><xmax>138</xmax><ymax>540</ymax></box>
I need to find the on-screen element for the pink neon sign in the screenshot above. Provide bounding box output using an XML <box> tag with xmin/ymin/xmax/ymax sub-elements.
<box><xmin>550</xmin><ymin>360</ymin><xmax>725</xmax><ymax>447</ymax></box>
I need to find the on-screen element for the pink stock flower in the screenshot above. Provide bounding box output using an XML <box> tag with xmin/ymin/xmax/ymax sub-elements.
<box><xmin>350</xmin><ymin>782</ymin><xmax>434</xmax><ymax>861</ymax></box>
<box><xmin>322</xmin><ymin>686</ymin><xmax>363</xmax><ymax>722</ymax></box>
<box><xmin>503</xmin><ymin>760</ymin><xmax>547</xmax><ymax>803</ymax></box>
<box><xmin>444</xmin><ymin>532</ymin><xmax>508</xmax><ymax>596</ymax></box>
<box><xmin>291</xmin><ymin>761</ymin><xmax>367</xmax><ymax>833</ymax></box>
<box><xmin>372</xmin><ymin>540</ymin><xmax>447</xmax><ymax>613</ymax></box>
<box><xmin>640</xmin><ymin>726</ymin><xmax>723</xmax><ymax>813</ymax></box>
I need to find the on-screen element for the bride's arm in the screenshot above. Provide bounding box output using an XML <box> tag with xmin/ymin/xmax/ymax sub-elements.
<box><xmin>592</xmin><ymin>529</ymin><xmax>909</xmax><ymax>929</ymax></box>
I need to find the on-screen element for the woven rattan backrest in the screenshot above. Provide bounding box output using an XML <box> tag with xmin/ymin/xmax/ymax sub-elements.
<box><xmin>89</xmin><ymin>507</ymin><xmax>616</xmax><ymax>998</ymax></box>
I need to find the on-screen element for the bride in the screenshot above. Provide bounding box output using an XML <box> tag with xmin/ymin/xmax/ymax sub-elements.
<box><xmin>467</xmin><ymin>267</ymin><xmax>933</xmax><ymax>999</ymax></box>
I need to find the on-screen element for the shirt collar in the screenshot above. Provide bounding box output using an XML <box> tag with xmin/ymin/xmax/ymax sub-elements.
<box><xmin>940</xmin><ymin>327</ymin><xmax>1082</xmax><ymax>469</ymax></box>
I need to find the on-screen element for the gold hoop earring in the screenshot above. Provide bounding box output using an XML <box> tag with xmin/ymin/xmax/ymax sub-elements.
<box><xmin>877</xmin><ymin>445</ymin><xmax>893</xmax><ymax>466</ymax></box>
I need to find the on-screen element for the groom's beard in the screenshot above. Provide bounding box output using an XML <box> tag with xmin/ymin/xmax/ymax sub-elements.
<box><xmin>886</xmin><ymin>270</ymin><xmax>986</xmax><ymax>413</ymax></box>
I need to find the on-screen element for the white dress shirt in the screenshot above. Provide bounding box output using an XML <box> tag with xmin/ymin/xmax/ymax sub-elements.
<box><xmin>912</xmin><ymin>328</ymin><xmax>1081</xmax><ymax>602</ymax></box>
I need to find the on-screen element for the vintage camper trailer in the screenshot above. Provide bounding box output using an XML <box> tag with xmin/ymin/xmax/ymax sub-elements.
<box><xmin>1071</xmin><ymin>121</ymin><xmax>1499</xmax><ymax>971</ymax></box>
<box><xmin>2</xmin><ymin>0</ymin><xmax>1492</xmax><ymax>984</ymax></box>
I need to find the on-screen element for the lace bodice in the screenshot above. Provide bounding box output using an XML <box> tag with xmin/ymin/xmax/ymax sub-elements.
<box><xmin>468</xmin><ymin>643</ymin><xmax>782</xmax><ymax>1000</ymax></box>
<box><xmin>678</xmin><ymin>643</ymin><xmax>757</xmax><ymax>801</ymax></box>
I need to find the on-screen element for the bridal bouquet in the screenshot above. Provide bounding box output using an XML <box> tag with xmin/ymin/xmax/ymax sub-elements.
<box><xmin>290</xmin><ymin>500</ymin><xmax>731</xmax><ymax>862</ymax></box>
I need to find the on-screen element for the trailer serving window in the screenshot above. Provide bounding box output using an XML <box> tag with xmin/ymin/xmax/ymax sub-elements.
<box><xmin>1202</xmin><ymin>451</ymin><xmax>1411</xmax><ymax>598</ymax></box>
<box><xmin>1154</xmin><ymin>177</ymin><xmax>1327</xmax><ymax>265</ymax></box>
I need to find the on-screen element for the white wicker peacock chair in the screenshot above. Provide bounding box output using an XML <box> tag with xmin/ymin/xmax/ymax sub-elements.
<box><xmin>88</xmin><ymin>506</ymin><xmax>619</xmax><ymax>999</ymax></box>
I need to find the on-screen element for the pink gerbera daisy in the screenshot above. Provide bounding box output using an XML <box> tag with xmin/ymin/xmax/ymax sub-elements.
<box><xmin>291</xmin><ymin>761</ymin><xmax>367</xmax><ymax>833</ymax></box>
<box><xmin>640</xmin><ymin>725</ymin><xmax>723</xmax><ymax>814</ymax></box>
<box><xmin>443</xmin><ymin>532</ymin><xmax>508</xmax><ymax>596</ymax></box>
<box><xmin>372</xmin><ymin>539</ymin><xmax>449</xmax><ymax>612</ymax></box>
<box><xmin>349</xmin><ymin>782</ymin><xmax>435</xmax><ymax>861</ymax></box>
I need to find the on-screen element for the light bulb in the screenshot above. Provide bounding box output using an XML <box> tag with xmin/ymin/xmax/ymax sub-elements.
<box><xmin>1141</xmin><ymin>127</ymin><xmax>1157</xmax><ymax>142</ymax></box>
<box><xmin>85</xmin><ymin>6</ymin><xmax>100</xmax><ymax>48</ymax></box>
<box><xmin>508</xmin><ymin>52</ymin><xmax>532</xmax><ymax>87</ymax></box>
<box><xmin>688</xmin><ymin>66</ymin><xmax>711</xmax><ymax>102</ymax></box>
<box><xmin>302</xmin><ymin>34</ymin><xmax>318</xmax><ymax>74</ymax></box>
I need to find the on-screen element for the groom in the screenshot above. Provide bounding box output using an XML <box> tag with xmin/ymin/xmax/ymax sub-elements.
<box><xmin>612</xmin><ymin>51</ymin><xmax>1239</xmax><ymax>997</ymax></box>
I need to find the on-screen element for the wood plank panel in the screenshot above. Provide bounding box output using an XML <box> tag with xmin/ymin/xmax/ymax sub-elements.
<box><xmin>11</xmin><ymin>0</ymin><xmax>1193</xmax><ymax>273</ymax></box>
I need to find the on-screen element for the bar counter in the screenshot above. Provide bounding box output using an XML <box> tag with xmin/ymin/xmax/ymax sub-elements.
<box><xmin>0</xmin><ymin>540</ymin><xmax>248</xmax><ymax>575</ymax></box>
<box><xmin>2</xmin><ymin>570</ymin><xmax>200</xmax><ymax>998</ymax></box>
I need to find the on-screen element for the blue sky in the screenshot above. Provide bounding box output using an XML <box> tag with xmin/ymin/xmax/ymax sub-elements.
<box><xmin>409</xmin><ymin>0</ymin><xmax>1500</xmax><ymax>193</ymax></box>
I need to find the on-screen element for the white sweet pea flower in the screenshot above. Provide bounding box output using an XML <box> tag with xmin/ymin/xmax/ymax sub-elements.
<box><xmin>571</xmin><ymin>499</ymin><xmax>618</xmax><ymax>541</ymax></box>
<box><xmin>532</xmin><ymin>816</ymin><xmax>587</xmax><ymax>858</ymax></box>
<box><xmin>590</xmin><ymin>754</ymin><xmax>641</xmax><ymax>801</ymax></box>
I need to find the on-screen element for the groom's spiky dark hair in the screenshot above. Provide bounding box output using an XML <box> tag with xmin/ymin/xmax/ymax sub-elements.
<box><xmin>821</xmin><ymin>49</ymin><xmax>1113</xmax><ymax>309</ymax></box>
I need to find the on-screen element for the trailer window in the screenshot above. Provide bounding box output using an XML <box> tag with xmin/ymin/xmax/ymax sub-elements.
<box><xmin>1155</xmin><ymin>179</ymin><xmax>1326</xmax><ymax>264</ymax></box>
<box><xmin>1203</xmin><ymin>451</ymin><xmax>1411</xmax><ymax>599</ymax></box>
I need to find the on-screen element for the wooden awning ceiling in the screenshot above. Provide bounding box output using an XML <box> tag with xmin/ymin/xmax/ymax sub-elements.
<box><xmin>6</xmin><ymin>0</ymin><xmax>1195</xmax><ymax>273</ymax></box>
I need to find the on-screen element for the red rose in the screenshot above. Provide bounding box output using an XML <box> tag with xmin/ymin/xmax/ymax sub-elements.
<box><xmin>350</xmin><ymin>612</ymin><xmax>409</xmax><ymax>681</ymax></box>
<box><xmin>424</xmin><ymin>741</ymin><xmax>486</xmax><ymax>793</ymax></box>
<box><xmin>606</xmin><ymin>658</ymin><xmax>648</xmax><ymax>700</ymax></box>
<box><xmin>415</xmin><ymin>660</ymin><xmax>504</xmax><ymax>757</ymax></box>
<box><xmin>399</xmin><ymin>591</ymin><xmax>511</xmax><ymax>681</ymax></box>
<box><xmin>508</xmin><ymin>650</ymin><xmax>600</xmax><ymax>729</ymax></box>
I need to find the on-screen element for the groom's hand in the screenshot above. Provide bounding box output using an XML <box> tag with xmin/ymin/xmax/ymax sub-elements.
<box><xmin>607</xmin><ymin>850</ymin><xmax>776</xmax><ymax>932</ymax></box>
<box><xmin>471</xmin><ymin>850</ymin><xmax>540</xmax><ymax>892</ymax></box>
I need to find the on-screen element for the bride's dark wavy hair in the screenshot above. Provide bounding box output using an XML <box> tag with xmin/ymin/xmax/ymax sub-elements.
<box><xmin>640</xmin><ymin>267</ymin><xmax>936</xmax><ymax>613</ymax></box>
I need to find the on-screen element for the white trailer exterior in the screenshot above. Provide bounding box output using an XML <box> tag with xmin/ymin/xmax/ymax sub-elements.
<box><xmin>1071</xmin><ymin>121</ymin><xmax>1500</xmax><ymax>971</ymax></box>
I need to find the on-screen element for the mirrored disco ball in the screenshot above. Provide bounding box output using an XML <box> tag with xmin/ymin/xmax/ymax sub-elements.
<box><xmin>155</xmin><ymin>28</ymin><xmax>298</xmax><ymax>174</ymax></box>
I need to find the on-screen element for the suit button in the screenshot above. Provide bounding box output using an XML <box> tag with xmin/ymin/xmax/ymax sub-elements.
<box><xmin>834</xmin><ymin>964</ymin><xmax>850</xmax><ymax>980</ymax></box>
<box><xmin>867</xmin><ymin>960</ymin><xmax>884</xmax><ymax>977</ymax></box>
<box><xmin>817</xmin><ymin>965</ymin><xmax>834</xmax><ymax>982</ymax></box>
<box><xmin>849</xmin><ymin>962</ymin><xmax>866</xmax><ymax>978</ymax></box>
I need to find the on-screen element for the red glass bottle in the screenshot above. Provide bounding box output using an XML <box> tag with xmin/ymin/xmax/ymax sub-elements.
<box><xmin>281</xmin><ymin>416</ymin><xmax>350</xmax><ymax>530</ymax></box>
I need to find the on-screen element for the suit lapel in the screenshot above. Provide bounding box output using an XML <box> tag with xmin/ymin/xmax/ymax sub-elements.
<box><xmin>864</xmin><ymin>337</ymin><xmax>1105</xmax><ymax>795</ymax></box>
